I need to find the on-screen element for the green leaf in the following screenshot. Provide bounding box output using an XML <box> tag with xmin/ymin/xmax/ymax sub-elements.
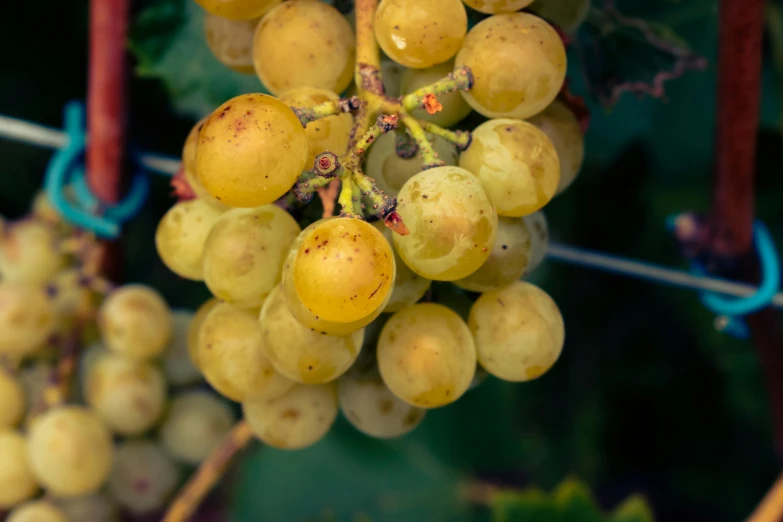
<box><xmin>553</xmin><ymin>478</ymin><xmax>604</xmax><ymax>522</ymax></box>
<box><xmin>610</xmin><ymin>495</ymin><xmax>655</xmax><ymax>522</ymax></box>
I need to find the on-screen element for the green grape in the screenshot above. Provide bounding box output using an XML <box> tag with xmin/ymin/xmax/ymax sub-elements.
<box><xmin>529</xmin><ymin>0</ymin><xmax>591</xmax><ymax>34</ymax></box>
<box><xmin>462</xmin><ymin>0</ymin><xmax>533</xmax><ymax>13</ymax></box>
<box><xmin>161</xmin><ymin>390</ymin><xmax>235</xmax><ymax>464</ymax></box>
<box><xmin>260</xmin><ymin>285</ymin><xmax>364</xmax><ymax>384</ymax></box>
<box><xmin>204</xmin><ymin>13</ymin><xmax>258</xmax><ymax>74</ymax></box>
<box><xmin>98</xmin><ymin>285</ymin><xmax>172</xmax><ymax>361</ymax></box>
<box><xmin>364</xmin><ymin>131</ymin><xmax>458</xmax><ymax>198</ymax></box>
<box><xmin>195</xmin><ymin>94</ymin><xmax>308</xmax><ymax>208</ymax></box>
<box><xmin>0</xmin><ymin>281</ymin><xmax>55</xmax><ymax>358</ymax></box>
<box><xmin>0</xmin><ymin>430</ymin><xmax>38</xmax><ymax>509</ymax></box>
<box><xmin>0</xmin><ymin>219</ymin><xmax>66</xmax><ymax>285</ymax></box>
<box><xmin>7</xmin><ymin>501</ymin><xmax>68</xmax><ymax>522</ymax></box>
<box><xmin>108</xmin><ymin>441</ymin><xmax>179</xmax><ymax>514</ymax></box>
<box><xmin>373</xmin><ymin>221</ymin><xmax>431</xmax><ymax>312</ymax></box>
<box><xmin>469</xmin><ymin>281</ymin><xmax>564</xmax><ymax>381</ymax></box>
<box><xmin>85</xmin><ymin>353</ymin><xmax>166</xmax><ymax>436</ymax></box>
<box><xmin>27</xmin><ymin>406</ymin><xmax>114</xmax><ymax>497</ymax></box>
<box><xmin>381</xmin><ymin>59</ymin><xmax>406</xmax><ymax>97</ymax></box>
<box><xmin>400</xmin><ymin>60</ymin><xmax>472</xmax><ymax>127</ymax></box>
<box><xmin>0</xmin><ymin>368</ymin><xmax>24</xmax><ymax>429</ymax></box>
<box><xmin>393</xmin><ymin>166</ymin><xmax>497</xmax><ymax>281</ymax></box>
<box><xmin>197</xmin><ymin>302</ymin><xmax>295</xmax><ymax>402</ymax></box>
<box><xmin>278</xmin><ymin>87</ymin><xmax>353</xmax><ymax>169</ymax></box>
<box><xmin>455</xmin><ymin>13</ymin><xmax>567</xmax><ymax>119</ymax></box>
<box><xmin>374</xmin><ymin>0</ymin><xmax>467</xmax><ymax>69</ymax></box>
<box><xmin>187</xmin><ymin>297</ymin><xmax>219</xmax><ymax>371</ymax></box>
<box><xmin>339</xmin><ymin>373</ymin><xmax>425</xmax><ymax>438</ymax></box>
<box><xmin>377</xmin><ymin>303</ymin><xmax>476</xmax><ymax>408</ymax></box>
<box><xmin>202</xmin><ymin>205</ymin><xmax>301</xmax><ymax>308</ymax></box>
<box><xmin>454</xmin><ymin>216</ymin><xmax>531</xmax><ymax>292</ymax></box>
<box><xmin>50</xmin><ymin>269</ymin><xmax>94</xmax><ymax>333</ymax></box>
<box><xmin>53</xmin><ymin>493</ymin><xmax>119</xmax><ymax>522</ymax></box>
<box><xmin>523</xmin><ymin>210</ymin><xmax>548</xmax><ymax>274</ymax></box>
<box><xmin>181</xmin><ymin>120</ymin><xmax>228</xmax><ymax>211</ymax></box>
<box><xmin>253</xmin><ymin>0</ymin><xmax>355</xmax><ymax>95</ymax></box>
<box><xmin>195</xmin><ymin>0</ymin><xmax>281</xmax><ymax>20</ymax></box>
<box><xmin>283</xmin><ymin>218</ymin><xmax>395</xmax><ymax>324</ymax></box>
<box><xmin>163</xmin><ymin>310</ymin><xmax>202</xmax><ymax>387</ymax></box>
<box><xmin>242</xmin><ymin>382</ymin><xmax>338</xmax><ymax>449</ymax></box>
<box><xmin>155</xmin><ymin>199</ymin><xmax>224</xmax><ymax>281</ymax></box>
<box><xmin>19</xmin><ymin>361</ymin><xmax>52</xmax><ymax>413</ymax></box>
<box><xmin>527</xmin><ymin>100</ymin><xmax>585</xmax><ymax>194</ymax></box>
<box><xmin>459</xmin><ymin>118</ymin><xmax>560</xmax><ymax>217</ymax></box>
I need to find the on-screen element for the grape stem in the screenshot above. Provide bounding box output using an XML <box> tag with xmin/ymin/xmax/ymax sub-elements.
<box><xmin>401</xmin><ymin>66</ymin><xmax>474</xmax><ymax>112</ymax></box>
<box><xmin>161</xmin><ymin>420</ymin><xmax>254</xmax><ymax>522</ymax></box>
<box><xmin>401</xmin><ymin>116</ymin><xmax>445</xmax><ymax>169</ymax></box>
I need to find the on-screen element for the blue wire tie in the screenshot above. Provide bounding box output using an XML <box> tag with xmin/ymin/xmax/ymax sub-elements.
<box><xmin>43</xmin><ymin>101</ymin><xmax>150</xmax><ymax>238</ymax></box>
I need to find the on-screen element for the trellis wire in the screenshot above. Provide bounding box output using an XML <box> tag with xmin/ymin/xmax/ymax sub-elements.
<box><xmin>1</xmin><ymin>111</ymin><xmax>781</xmax><ymax>311</ymax></box>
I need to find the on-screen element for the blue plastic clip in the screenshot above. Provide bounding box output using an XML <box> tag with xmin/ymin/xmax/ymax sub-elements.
<box><xmin>43</xmin><ymin>101</ymin><xmax>149</xmax><ymax>238</ymax></box>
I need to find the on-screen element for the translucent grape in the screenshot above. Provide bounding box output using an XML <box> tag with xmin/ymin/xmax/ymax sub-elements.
<box><xmin>529</xmin><ymin>0</ymin><xmax>591</xmax><ymax>34</ymax></box>
<box><xmin>455</xmin><ymin>13</ymin><xmax>567</xmax><ymax>119</ymax></box>
<box><xmin>252</xmin><ymin>0</ymin><xmax>355</xmax><ymax>95</ymax></box>
<box><xmin>85</xmin><ymin>353</ymin><xmax>167</xmax><ymax>435</ymax></box>
<box><xmin>469</xmin><ymin>281</ymin><xmax>564</xmax><ymax>381</ymax></box>
<box><xmin>181</xmin><ymin>120</ymin><xmax>228</xmax><ymax>211</ymax></box>
<box><xmin>462</xmin><ymin>0</ymin><xmax>533</xmax><ymax>14</ymax></box>
<box><xmin>454</xmin><ymin>216</ymin><xmax>531</xmax><ymax>292</ymax></box>
<box><xmin>0</xmin><ymin>369</ymin><xmax>25</xmax><ymax>429</ymax></box>
<box><xmin>204</xmin><ymin>14</ymin><xmax>258</xmax><ymax>74</ymax></box>
<box><xmin>7</xmin><ymin>501</ymin><xmax>68</xmax><ymax>522</ymax></box>
<box><xmin>242</xmin><ymin>383</ymin><xmax>338</xmax><ymax>449</ymax></box>
<box><xmin>195</xmin><ymin>0</ymin><xmax>281</xmax><ymax>20</ymax></box>
<box><xmin>364</xmin><ymin>131</ymin><xmax>458</xmax><ymax>198</ymax></box>
<box><xmin>283</xmin><ymin>218</ymin><xmax>395</xmax><ymax>323</ymax></box>
<box><xmin>0</xmin><ymin>219</ymin><xmax>66</xmax><ymax>284</ymax></box>
<box><xmin>163</xmin><ymin>310</ymin><xmax>202</xmax><ymax>386</ymax></box>
<box><xmin>459</xmin><ymin>118</ymin><xmax>560</xmax><ymax>217</ymax></box>
<box><xmin>187</xmin><ymin>298</ymin><xmax>219</xmax><ymax>371</ymax></box>
<box><xmin>197</xmin><ymin>302</ymin><xmax>295</xmax><ymax>402</ymax></box>
<box><xmin>400</xmin><ymin>60</ymin><xmax>472</xmax><ymax>127</ymax></box>
<box><xmin>98</xmin><ymin>285</ymin><xmax>172</xmax><ymax>361</ymax></box>
<box><xmin>523</xmin><ymin>210</ymin><xmax>549</xmax><ymax>274</ymax></box>
<box><xmin>155</xmin><ymin>199</ymin><xmax>224</xmax><ymax>281</ymax></box>
<box><xmin>375</xmin><ymin>0</ymin><xmax>467</xmax><ymax>69</ymax></box>
<box><xmin>373</xmin><ymin>221</ymin><xmax>430</xmax><ymax>312</ymax></box>
<box><xmin>27</xmin><ymin>406</ymin><xmax>114</xmax><ymax>497</ymax></box>
<box><xmin>393</xmin><ymin>166</ymin><xmax>497</xmax><ymax>281</ymax></box>
<box><xmin>339</xmin><ymin>373</ymin><xmax>425</xmax><ymax>438</ymax></box>
<box><xmin>0</xmin><ymin>281</ymin><xmax>55</xmax><ymax>358</ymax></box>
<box><xmin>53</xmin><ymin>493</ymin><xmax>119</xmax><ymax>522</ymax></box>
<box><xmin>378</xmin><ymin>303</ymin><xmax>475</xmax><ymax>408</ymax></box>
<box><xmin>160</xmin><ymin>390</ymin><xmax>235</xmax><ymax>464</ymax></box>
<box><xmin>278</xmin><ymin>87</ymin><xmax>353</xmax><ymax>168</ymax></box>
<box><xmin>527</xmin><ymin>100</ymin><xmax>585</xmax><ymax>194</ymax></box>
<box><xmin>0</xmin><ymin>430</ymin><xmax>38</xmax><ymax>509</ymax></box>
<box><xmin>260</xmin><ymin>285</ymin><xmax>364</xmax><ymax>384</ymax></box>
<box><xmin>195</xmin><ymin>94</ymin><xmax>308</xmax><ymax>208</ymax></box>
<box><xmin>108</xmin><ymin>441</ymin><xmax>179</xmax><ymax>514</ymax></box>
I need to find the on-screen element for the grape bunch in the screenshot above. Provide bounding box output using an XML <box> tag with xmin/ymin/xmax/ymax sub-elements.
<box><xmin>157</xmin><ymin>0</ymin><xmax>588</xmax><ymax>451</ymax></box>
<box><xmin>0</xmin><ymin>199</ymin><xmax>237</xmax><ymax>521</ymax></box>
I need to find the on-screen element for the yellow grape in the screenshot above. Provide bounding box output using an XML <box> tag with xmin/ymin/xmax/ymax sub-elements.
<box><xmin>7</xmin><ymin>501</ymin><xmax>68</xmax><ymax>522</ymax></box>
<box><xmin>85</xmin><ymin>353</ymin><xmax>166</xmax><ymax>436</ymax></box>
<box><xmin>163</xmin><ymin>310</ymin><xmax>202</xmax><ymax>386</ymax></box>
<box><xmin>195</xmin><ymin>94</ymin><xmax>308</xmax><ymax>208</ymax></box>
<box><xmin>202</xmin><ymin>205</ymin><xmax>301</xmax><ymax>308</ymax></box>
<box><xmin>469</xmin><ymin>281</ymin><xmax>564</xmax><ymax>381</ymax></box>
<box><xmin>459</xmin><ymin>118</ymin><xmax>560</xmax><ymax>217</ymax></box>
<box><xmin>523</xmin><ymin>210</ymin><xmax>548</xmax><ymax>274</ymax></box>
<box><xmin>53</xmin><ymin>493</ymin><xmax>119</xmax><ymax>522</ymax></box>
<box><xmin>529</xmin><ymin>0</ymin><xmax>591</xmax><ymax>34</ymax></box>
<box><xmin>375</xmin><ymin>0</ymin><xmax>467</xmax><ymax>69</ymax></box>
<box><xmin>0</xmin><ymin>219</ymin><xmax>66</xmax><ymax>284</ymax></box>
<box><xmin>242</xmin><ymin>383</ymin><xmax>338</xmax><ymax>450</ymax></box>
<box><xmin>284</xmin><ymin>218</ymin><xmax>395</xmax><ymax>324</ymax></box>
<box><xmin>50</xmin><ymin>269</ymin><xmax>94</xmax><ymax>332</ymax></box>
<box><xmin>98</xmin><ymin>285</ymin><xmax>172</xmax><ymax>361</ymax></box>
<box><xmin>0</xmin><ymin>430</ymin><xmax>38</xmax><ymax>509</ymax></box>
<box><xmin>455</xmin><ymin>13</ymin><xmax>567</xmax><ymax>119</ymax></box>
<box><xmin>0</xmin><ymin>368</ymin><xmax>25</xmax><ymax>429</ymax></box>
<box><xmin>260</xmin><ymin>285</ymin><xmax>364</xmax><ymax>384</ymax></box>
<box><xmin>393</xmin><ymin>166</ymin><xmax>497</xmax><ymax>281</ymax></box>
<box><xmin>77</xmin><ymin>343</ymin><xmax>107</xmax><ymax>399</ymax></box>
<box><xmin>194</xmin><ymin>0</ymin><xmax>281</xmax><ymax>20</ymax></box>
<box><xmin>18</xmin><ymin>361</ymin><xmax>52</xmax><ymax>413</ymax></box>
<box><xmin>197</xmin><ymin>302</ymin><xmax>295</xmax><ymax>402</ymax></box>
<box><xmin>400</xmin><ymin>60</ymin><xmax>472</xmax><ymax>127</ymax></box>
<box><xmin>108</xmin><ymin>441</ymin><xmax>179</xmax><ymax>514</ymax></box>
<box><xmin>378</xmin><ymin>303</ymin><xmax>476</xmax><ymax>408</ymax></box>
<box><xmin>31</xmin><ymin>191</ymin><xmax>62</xmax><ymax>224</ymax></box>
<box><xmin>0</xmin><ymin>281</ymin><xmax>55</xmax><ymax>358</ymax></box>
<box><xmin>381</xmin><ymin>59</ymin><xmax>406</xmax><ymax>97</ymax></box>
<box><xmin>373</xmin><ymin>221</ymin><xmax>431</xmax><ymax>313</ymax></box>
<box><xmin>364</xmin><ymin>131</ymin><xmax>458</xmax><ymax>198</ymax></box>
<box><xmin>463</xmin><ymin>0</ymin><xmax>533</xmax><ymax>14</ymax></box>
<box><xmin>278</xmin><ymin>87</ymin><xmax>353</xmax><ymax>169</ymax></box>
<box><xmin>181</xmin><ymin>119</ymin><xmax>228</xmax><ymax>211</ymax></box>
<box><xmin>161</xmin><ymin>391</ymin><xmax>235</xmax><ymax>464</ymax></box>
<box><xmin>253</xmin><ymin>0</ymin><xmax>355</xmax><ymax>95</ymax></box>
<box><xmin>27</xmin><ymin>406</ymin><xmax>114</xmax><ymax>497</ymax></box>
<box><xmin>454</xmin><ymin>216</ymin><xmax>531</xmax><ymax>292</ymax></box>
<box><xmin>339</xmin><ymin>373</ymin><xmax>425</xmax><ymax>438</ymax></box>
<box><xmin>187</xmin><ymin>297</ymin><xmax>219</xmax><ymax>370</ymax></box>
<box><xmin>204</xmin><ymin>14</ymin><xmax>258</xmax><ymax>74</ymax></box>
<box><xmin>527</xmin><ymin>99</ymin><xmax>585</xmax><ymax>194</ymax></box>
<box><xmin>155</xmin><ymin>199</ymin><xmax>224</xmax><ymax>281</ymax></box>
